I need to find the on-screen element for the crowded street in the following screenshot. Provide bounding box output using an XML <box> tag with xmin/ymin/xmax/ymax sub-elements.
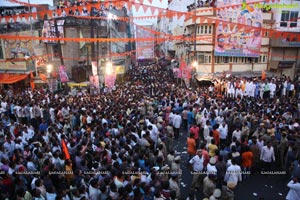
<box><xmin>0</xmin><ymin>63</ymin><xmax>299</xmax><ymax>199</ymax></box>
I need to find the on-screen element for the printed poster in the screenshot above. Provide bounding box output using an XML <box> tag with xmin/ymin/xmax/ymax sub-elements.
<box><xmin>59</xmin><ymin>65</ymin><xmax>69</xmax><ymax>83</ymax></box>
<box><xmin>215</xmin><ymin>0</ymin><xmax>262</xmax><ymax>57</ymax></box>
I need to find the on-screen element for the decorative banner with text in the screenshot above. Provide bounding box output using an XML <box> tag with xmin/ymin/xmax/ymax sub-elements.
<box><xmin>105</xmin><ymin>74</ymin><xmax>116</xmax><ymax>88</ymax></box>
<box><xmin>89</xmin><ymin>75</ymin><xmax>99</xmax><ymax>88</ymax></box>
<box><xmin>215</xmin><ymin>0</ymin><xmax>262</xmax><ymax>57</ymax></box>
<box><xmin>42</xmin><ymin>20</ymin><xmax>65</xmax><ymax>44</ymax></box>
<box><xmin>59</xmin><ymin>65</ymin><xmax>69</xmax><ymax>83</ymax></box>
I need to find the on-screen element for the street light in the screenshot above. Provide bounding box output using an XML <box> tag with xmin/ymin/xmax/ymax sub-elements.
<box><xmin>46</xmin><ymin>64</ymin><xmax>53</xmax><ymax>75</ymax></box>
<box><xmin>105</xmin><ymin>62</ymin><xmax>113</xmax><ymax>75</ymax></box>
<box><xmin>192</xmin><ymin>61</ymin><xmax>198</xmax><ymax>69</ymax></box>
<box><xmin>191</xmin><ymin>60</ymin><xmax>198</xmax><ymax>88</ymax></box>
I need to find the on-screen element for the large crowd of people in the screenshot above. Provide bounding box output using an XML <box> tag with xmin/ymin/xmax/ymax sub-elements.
<box><xmin>0</xmin><ymin>63</ymin><xmax>300</xmax><ymax>200</ymax></box>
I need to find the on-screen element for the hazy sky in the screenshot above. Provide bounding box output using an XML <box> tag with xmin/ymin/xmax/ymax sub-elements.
<box><xmin>131</xmin><ymin>0</ymin><xmax>168</xmax><ymax>25</ymax></box>
<box><xmin>1</xmin><ymin>0</ymin><xmax>54</xmax><ymax>7</ymax></box>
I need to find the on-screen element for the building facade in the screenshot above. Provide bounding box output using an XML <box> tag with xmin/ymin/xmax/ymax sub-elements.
<box><xmin>269</xmin><ymin>0</ymin><xmax>300</xmax><ymax>79</ymax></box>
<box><xmin>0</xmin><ymin>2</ymin><xmax>132</xmax><ymax>87</ymax></box>
<box><xmin>182</xmin><ymin>0</ymin><xmax>271</xmax><ymax>76</ymax></box>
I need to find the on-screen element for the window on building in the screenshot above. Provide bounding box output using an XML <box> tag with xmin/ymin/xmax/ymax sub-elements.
<box><xmin>254</xmin><ymin>57</ymin><xmax>259</xmax><ymax>63</ymax></box>
<box><xmin>197</xmin><ymin>26</ymin><xmax>200</xmax><ymax>34</ymax></box>
<box><xmin>204</xmin><ymin>26</ymin><xmax>208</xmax><ymax>34</ymax></box>
<box><xmin>280</xmin><ymin>10</ymin><xmax>299</xmax><ymax>27</ymax></box>
<box><xmin>52</xmin><ymin>44</ymin><xmax>61</xmax><ymax>59</ymax></box>
<box><xmin>260</xmin><ymin>55</ymin><xmax>267</xmax><ymax>63</ymax></box>
<box><xmin>208</xmin><ymin>25</ymin><xmax>212</xmax><ymax>34</ymax></box>
<box><xmin>0</xmin><ymin>40</ymin><xmax>4</xmax><ymax>59</ymax></box>
<box><xmin>290</xmin><ymin>11</ymin><xmax>298</xmax><ymax>27</ymax></box>
<box><xmin>204</xmin><ymin>54</ymin><xmax>211</xmax><ymax>63</ymax></box>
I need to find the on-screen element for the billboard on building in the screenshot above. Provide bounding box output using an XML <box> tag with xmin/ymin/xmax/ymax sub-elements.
<box><xmin>135</xmin><ymin>26</ymin><xmax>154</xmax><ymax>60</ymax></box>
<box><xmin>215</xmin><ymin>0</ymin><xmax>262</xmax><ymax>57</ymax></box>
<box><xmin>42</xmin><ymin>20</ymin><xmax>65</xmax><ymax>44</ymax></box>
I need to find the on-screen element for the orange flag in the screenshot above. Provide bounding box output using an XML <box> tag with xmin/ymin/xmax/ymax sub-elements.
<box><xmin>61</xmin><ymin>139</ymin><xmax>70</xmax><ymax>160</ymax></box>
<box><xmin>39</xmin><ymin>73</ymin><xmax>47</xmax><ymax>82</ymax></box>
<box><xmin>261</xmin><ymin>70</ymin><xmax>266</xmax><ymax>81</ymax></box>
<box><xmin>30</xmin><ymin>72</ymin><xmax>35</xmax><ymax>90</ymax></box>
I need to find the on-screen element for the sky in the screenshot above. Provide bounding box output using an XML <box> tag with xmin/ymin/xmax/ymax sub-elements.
<box><xmin>131</xmin><ymin>0</ymin><xmax>168</xmax><ymax>25</ymax></box>
<box><xmin>1</xmin><ymin>0</ymin><xmax>54</xmax><ymax>7</ymax></box>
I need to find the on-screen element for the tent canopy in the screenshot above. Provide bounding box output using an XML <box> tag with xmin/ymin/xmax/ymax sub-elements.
<box><xmin>0</xmin><ymin>73</ymin><xmax>28</xmax><ymax>84</ymax></box>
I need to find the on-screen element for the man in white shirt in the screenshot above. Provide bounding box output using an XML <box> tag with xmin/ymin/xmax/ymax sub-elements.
<box><xmin>218</xmin><ymin>121</ymin><xmax>228</xmax><ymax>144</ymax></box>
<box><xmin>203</xmin><ymin>120</ymin><xmax>210</xmax><ymax>141</ymax></box>
<box><xmin>232</xmin><ymin>127</ymin><xmax>242</xmax><ymax>142</ymax></box>
<box><xmin>260</xmin><ymin>141</ymin><xmax>275</xmax><ymax>172</ymax></box>
<box><xmin>269</xmin><ymin>79</ymin><xmax>277</xmax><ymax>98</ymax></box>
<box><xmin>224</xmin><ymin>157</ymin><xmax>242</xmax><ymax>186</ymax></box>
<box><xmin>207</xmin><ymin>157</ymin><xmax>218</xmax><ymax>176</ymax></box>
<box><xmin>189</xmin><ymin>149</ymin><xmax>204</xmax><ymax>191</ymax></box>
<box><xmin>172</xmin><ymin>111</ymin><xmax>182</xmax><ymax>139</ymax></box>
<box><xmin>89</xmin><ymin>178</ymin><xmax>101</xmax><ymax>200</ymax></box>
<box><xmin>286</xmin><ymin>177</ymin><xmax>300</xmax><ymax>200</ymax></box>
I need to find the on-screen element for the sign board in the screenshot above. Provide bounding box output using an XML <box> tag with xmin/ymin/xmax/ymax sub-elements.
<box><xmin>135</xmin><ymin>25</ymin><xmax>154</xmax><ymax>60</ymax></box>
<box><xmin>115</xmin><ymin>65</ymin><xmax>125</xmax><ymax>74</ymax></box>
<box><xmin>0</xmin><ymin>62</ymin><xmax>27</xmax><ymax>71</ymax></box>
<box><xmin>215</xmin><ymin>0</ymin><xmax>262</xmax><ymax>57</ymax></box>
<box><xmin>42</xmin><ymin>20</ymin><xmax>65</xmax><ymax>44</ymax></box>
<box><xmin>48</xmin><ymin>78</ymin><xmax>58</xmax><ymax>93</ymax></box>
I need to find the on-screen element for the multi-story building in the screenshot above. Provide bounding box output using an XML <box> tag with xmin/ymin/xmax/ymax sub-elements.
<box><xmin>269</xmin><ymin>0</ymin><xmax>300</xmax><ymax>79</ymax></box>
<box><xmin>182</xmin><ymin>0</ymin><xmax>272</xmax><ymax>76</ymax></box>
<box><xmin>0</xmin><ymin>1</ymin><xmax>132</xmax><ymax>87</ymax></box>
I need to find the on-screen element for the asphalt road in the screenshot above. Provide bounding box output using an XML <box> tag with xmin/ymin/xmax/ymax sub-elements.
<box><xmin>173</xmin><ymin>131</ymin><xmax>289</xmax><ymax>200</ymax></box>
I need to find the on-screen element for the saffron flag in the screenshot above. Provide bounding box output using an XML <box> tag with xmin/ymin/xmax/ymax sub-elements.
<box><xmin>30</xmin><ymin>72</ymin><xmax>35</xmax><ymax>90</ymax></box>
<box><xmin>61</xmin><ymin>139</ymin><xmax>70</xmax><ymax>160</ymax></box>
<box><xmin>261</xmin><ymin>70</ymin><xmax>266</xmax><ymax>81</ymax></box>
<box><xmin>179</xmin><ymin>58</ymin><xmax>187</xmax><ymax>70</ymax></box>
<box><xmin>39</xmin><ymin>73</ymin><xmax>47</xmax><ymax>82</ymax></box>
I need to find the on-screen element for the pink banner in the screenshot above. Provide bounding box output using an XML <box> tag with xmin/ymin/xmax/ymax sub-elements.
<box><xmin>89</xmin><ymin>75</ymin><xmax>99</xmax><ymax>88</ymax></box>
<box><xmin>105</xmin><ymin>74</ymin><xmax>116</xmax><ymax>88</ymax></box>
<box><xmin>182</xmin><ymin>66</ymin><xmax>192</xmax><ymax>79</ymax></box>
<box><xmin>173</xmin><ymin>68</ymin><xmax>180</xmax><ymax>78</ymax></box>
<box><xmin>176</xmin><ymin>66</ymin><xmax>192</xmax><ymax>79</ymax></box>
<box><xmin>92</xmin><ymin>61</ymin><xmax>97</xmax><ymax>76</ymax></box>
<box><xmin>59</xmin><ymin>65</ymin><xmax>69</xmax><ymax>83</ymax></box>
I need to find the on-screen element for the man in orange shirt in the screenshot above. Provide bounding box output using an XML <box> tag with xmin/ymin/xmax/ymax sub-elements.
<box><xmin>187</xmin><ymin>133</ymin><xmax>196</xmax><ymax>160</ymax></box>
<box><xmin>212</xmin><ymin>124</ymin><xmax>220</xmax><ymax>146</ymax></box>
<box><xmin>190</xmin><ymin>123</ymin><xmax>200</xmax><ymax>148</ymax></box>
<box><xmin>241</xmin><ymin>146</ymin><xmax>253</xmax><ymax>181</ymax></box>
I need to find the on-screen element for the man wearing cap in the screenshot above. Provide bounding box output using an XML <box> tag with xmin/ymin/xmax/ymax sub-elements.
<box><xmin>189</xmin><ymin>149</ymin><xmax>205</xmax><ymax>191</ymax></box>
<box><xmin>169</xmin><ymin>173</ymin><xmax>181</xmax><ymax>199</ymax></box>
<box><xmin>203</xmin><ymin>174</ymin><xmax>217</xmax><ymax>198</ymax></box>
<box><xmin>224</xmin><ymin>157</ymin><xmax>242</xmax><ymax>187</ymax></box>
<box><xmin>207</xmin><ymin>157</ymin><xmax>218</xmax><ymax>176</ymax></box>
<box><xmin>171</xmin><ymin>156</ymin><xmax>182</xmax><ymax>175</ymax></box>
<box><xmin>222</xmin><ymin>182</ymin><xmax>235</xmax><ymax>200</ymax></box>
<box><xmin>209</xmin><ymin>188</ymin><xmax>221</xmax><ymax>200</ymax></box>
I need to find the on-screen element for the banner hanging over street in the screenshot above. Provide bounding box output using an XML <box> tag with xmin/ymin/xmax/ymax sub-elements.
<box><xmin>215</xmin><ymin>0</ymin><xmax>262</xmax><ymax>57</ymax></box>
<box><xmin>135</xmin><ymin>25</ymin><xmax>154</xmax><ymax>60</ymax></box>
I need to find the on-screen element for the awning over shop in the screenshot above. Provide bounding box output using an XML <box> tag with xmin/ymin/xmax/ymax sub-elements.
<box><xmin>0</xmin><ymin>73</ymin><xmax>28</xmax><ymax>84</ymax></box>
<box><xmin>67</xmin><ymin>82</ymin><xmax>89</xmax><ymax>88</ymax></box>
<box><xmin>196</xmin><ymin>74</ymin><xmax>214</xmax><ymax>81</ymax></box>
<box><xmin>278</xmin><ymin>61</ymin><xmax>295</xmax><ymax>68</ymax></box>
